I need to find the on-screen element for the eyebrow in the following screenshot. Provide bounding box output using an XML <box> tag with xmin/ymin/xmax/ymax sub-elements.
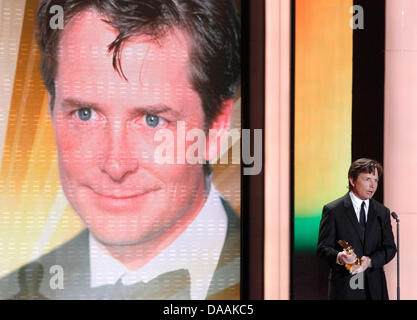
<box><xmin>62</xmin><ymin>98</ymin><xmax>99</xmax><ymax>111</ymax></box>
<box><xmin>129</xmin><ymin>104</ymin><xmax>183</xmax><ymax>118</ymax></box>
<box><xmin>62</xmin><ymin>98</ymin><xmax>183</xmax><ymax>118</ymax></box>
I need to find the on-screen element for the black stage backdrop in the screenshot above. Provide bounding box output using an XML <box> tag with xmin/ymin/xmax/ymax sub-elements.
<box><xmin>241</xmin><ymin>0</ymin><xmax>265</xmax><ymax>300</ymax></box>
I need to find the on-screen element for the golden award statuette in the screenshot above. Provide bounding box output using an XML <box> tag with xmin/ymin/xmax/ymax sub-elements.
<box><xmin>338</xmin><ymin>240</ymin><xmax>361</xmax><ymax>271</ymax></box>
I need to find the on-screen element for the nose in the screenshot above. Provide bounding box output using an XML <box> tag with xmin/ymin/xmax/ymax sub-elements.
<box><xmin>100</xmin><ymin>122</ymin><xmax>139</xmax><ymax>182</ymax></box>
<box><xmin>103</xmin><ymin>157</ymin><xmax>139</xmax><ymax>182</ymax></box>
<box><xmin>370</xmin><ymin>180</ymin><xmax>376</xmax><ymax>189</ymax></box>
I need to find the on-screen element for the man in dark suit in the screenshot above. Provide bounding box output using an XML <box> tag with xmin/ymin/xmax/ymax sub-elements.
<box><xmin>0</xmin><ymin>0</ymin><xmax>240</xmax><ymax>299</ymax></box>
<box><xmin>317</xmin><ymin>158</ymin><xmax>396</xmax><ymax>300</ymax></box>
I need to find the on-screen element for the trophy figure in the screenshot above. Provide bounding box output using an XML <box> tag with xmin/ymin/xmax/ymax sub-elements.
<box><xmin>338</xmin><ymin>240</ymin><xmax>361</xmax><ymax>271</ymax></box>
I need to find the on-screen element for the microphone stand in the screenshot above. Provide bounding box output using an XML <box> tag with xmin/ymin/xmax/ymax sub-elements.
<box><xmin>391</xmin><ymin>212</ymin><xmax>400</xmax><ymax>300</ymax></box>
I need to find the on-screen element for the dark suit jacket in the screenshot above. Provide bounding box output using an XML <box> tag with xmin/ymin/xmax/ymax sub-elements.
<box><xmin>317</xmin><ymin>193</ymin><xmax>396</xmax><ymax>300</ymax></box>
<box><xmin>0</xmin><ymin>198</ymin><xmax>240</xmax><ymax>300</ymax></box>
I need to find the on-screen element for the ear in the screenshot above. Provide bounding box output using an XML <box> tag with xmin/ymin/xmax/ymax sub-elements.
<box><xmin>349</xmin><ymin>177</ymin><xmax>355</xmax><ymax>189</ymax></box>
<box><xmin>205</xmin><ymin>99</ymin><xmax>234</xmax><ymax>162</ymax></box>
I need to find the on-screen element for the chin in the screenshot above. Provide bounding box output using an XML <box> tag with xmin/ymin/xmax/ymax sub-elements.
<box><xmin>87</xmin><ymin>217</ymin><xmax>168</xmax><ymax>246</ymax></box>
<box><xmin>89</xmin><ymin>229</ymin><xmax>153</xmax><ymax>246</ymax></box>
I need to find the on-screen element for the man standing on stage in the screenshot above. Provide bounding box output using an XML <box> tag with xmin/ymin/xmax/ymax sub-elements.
<box><xmin>317</xmin><ymin>158</ymin><xmax>396</xmax><ymax>300</ymax></box>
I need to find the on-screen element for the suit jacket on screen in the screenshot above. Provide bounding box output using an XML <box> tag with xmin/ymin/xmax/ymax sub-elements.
<box><xmin>0</xmin><ymin>198</ymin><xmax>240</xmax><ymax>300</ymax></box>
<box><xmin>317</xmin><ymin>193</ymin><xmax>396</xmax><ymax>300</ymax></box>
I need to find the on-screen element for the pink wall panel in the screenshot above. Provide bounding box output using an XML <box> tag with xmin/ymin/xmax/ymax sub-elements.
<box><xmin>385</xmin><ymin>0</ymin><xmax>417</xmax><ymax>300</ymax></box>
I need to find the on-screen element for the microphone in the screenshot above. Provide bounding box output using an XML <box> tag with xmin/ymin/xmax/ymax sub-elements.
<box><xmin>391</xmin><ymin>211</ymin><xmax>400</xmax><ymax>300</ymax></box>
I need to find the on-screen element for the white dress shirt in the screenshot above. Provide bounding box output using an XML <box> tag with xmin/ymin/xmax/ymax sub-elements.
<box><xmin>349</xmin><ymin>191</ymin><xmax>369</xmax><ymax>223</ymax></box>
<box><xmin>89</xmin><ymin>183</ymin><xmax>228</xmax><ymax>300</ymax></box>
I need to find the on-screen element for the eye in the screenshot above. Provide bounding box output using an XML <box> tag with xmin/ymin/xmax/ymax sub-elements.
<box><xmin>76</xmin><ymin>108</ymin><xmax>94</xmax><ymax>121</ymax></box>
<box><xmin>144</xmin><ymin>114</ymin><xmax>165</xmax><ymax>128</ymax></box>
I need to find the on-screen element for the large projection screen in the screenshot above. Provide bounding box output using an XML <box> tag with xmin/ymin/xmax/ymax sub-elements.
<box><xmin>0</xmin><ymin>0</ymin><xmax>242</xmax><ymax>300</ymax></box>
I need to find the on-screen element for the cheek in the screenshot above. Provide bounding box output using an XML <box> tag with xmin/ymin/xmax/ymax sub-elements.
<box><xmin>150</xmin><ymin>161</ymin><xmax>203</xmax><ymax>189</ymax></box>
<box><xmin>54</xmin><ymin>124</ymin><xmax>104</xmax><ymax>172</ymax></box>
<box><xmin>149</xmin><ymin>132</ymin><xmax>204</xmax><ymax>187</ymax></box>
<box><xmin>155</xmin><ymin>127</ymin><xmax>205</xmax><ymax>176</ymax></box>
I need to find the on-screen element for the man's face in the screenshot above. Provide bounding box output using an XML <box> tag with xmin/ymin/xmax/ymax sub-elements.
<box><xmin>52</xmin><ymin>10</ymin><xmax>209</xmax><ymax>246</ymax></box>
<box><xmin>349</xmin><ymin>169</ymin><xmax>379</xmax><ymax>200</ymax></box>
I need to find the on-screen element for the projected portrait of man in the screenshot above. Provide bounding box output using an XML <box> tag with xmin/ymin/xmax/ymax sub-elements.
<box><xmin>0</xmin><ymin>0</ymin><xmax>241</xmax><ymax>300</ymax></box>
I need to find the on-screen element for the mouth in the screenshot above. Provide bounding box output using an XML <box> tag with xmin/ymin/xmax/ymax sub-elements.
<box><xmin>90</xmin><ymin>185</ymin><xmax>161</xmax><ymax>198</ymax></box>
<box><xmin>86</xmin><ymin>185</ymin><xmax>161</xmax><ymax>211</ymax></box>
<box><xmin>93</xmin><ymin>192</ymin><xmax>146</xmax><ymax>199</ymax></box>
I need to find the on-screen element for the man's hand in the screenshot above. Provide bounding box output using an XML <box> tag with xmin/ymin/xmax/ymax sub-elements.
<box><xmin>350</xmin><ymin>256</ymin><xmax>372</xmax><ymax>275</ymax></box>
<box><xmin>337</xmin><ymin>251</ymin><xmax>357</xmax><ymax>265</ymax></box>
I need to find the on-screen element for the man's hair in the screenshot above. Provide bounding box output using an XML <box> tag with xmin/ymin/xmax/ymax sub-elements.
<box><xmin>36</xmin><ymin>0</ymin><xmax>241</xmax><ymax>128</ymax></box>
<box><xmin>348</xmin><ymin>158</ymin><xmax>383</xmax><ymax>190</ymax></box>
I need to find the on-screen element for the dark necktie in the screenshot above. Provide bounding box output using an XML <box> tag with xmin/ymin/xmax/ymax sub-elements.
<box><xmin>360</xmin><ymin>201</ymin><xmax>366</xmax><ymax>232</ymax></box>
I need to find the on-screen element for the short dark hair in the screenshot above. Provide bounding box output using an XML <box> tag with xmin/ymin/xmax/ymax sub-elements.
<box><xmin>348</xmin><ymin>158</ymin><xmax>383</xmax><ymax>190</ymax></box>
<box><xmin>36</xmin><ymin>0</ymin><xmax>241</xmax><ymax>128</ymax></box>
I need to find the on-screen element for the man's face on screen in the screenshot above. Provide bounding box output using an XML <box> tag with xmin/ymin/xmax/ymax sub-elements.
<box><xmin>51</xmin><ymin>10</ymin><xmax>208</xmax><ymax>246</ymax></box>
